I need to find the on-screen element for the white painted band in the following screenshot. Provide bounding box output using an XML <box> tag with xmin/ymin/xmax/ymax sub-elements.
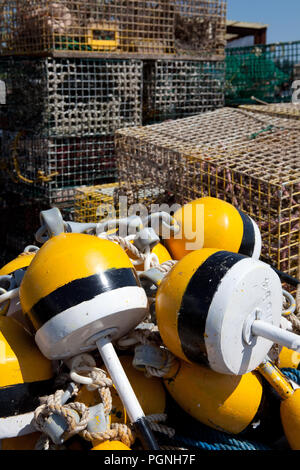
<box><xmin>0</xmin><ymin>412</ymin><xmax>35</xmax><ymax>439</ymax></box>
<box><xmin>35</xmin><ymin>286</ymin><xmax>149</xmax><ymax>360</ymax></box>
<box><xmin>250</xmin><ymin>217</ymin><xmax>262</xmax><ymax>260</ymax></box>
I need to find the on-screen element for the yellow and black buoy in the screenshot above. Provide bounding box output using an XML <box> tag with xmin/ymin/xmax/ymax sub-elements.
<box><xmin>19</xmin><ymin>233</ymin><xmax>159</xmax><ymax>450</ymax></box>
<box><xmin>0</xmin><ymin>314</ymin><xmax>54</xmax><ymax>440</ymax></box>
<box><xmin>165</xmin><ymin>197</ymin><xmax>262</xmax><ymax>261</ymax></box>
<box><xmin>155</xmin><ymin>248</ymin><xmax>298</xmax><ymax>375</ymax></box>
<box><xmin>163</xmin><ymin>359</ymin><xmax>263</xmax><ymax>435</ymax></box>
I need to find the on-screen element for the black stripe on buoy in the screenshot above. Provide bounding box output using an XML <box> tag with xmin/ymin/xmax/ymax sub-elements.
<box><xmin>178</xmin><ymin>251</ymin><xmax>245</xmax><ymax>364</ymax></box>
<box><xmin>0</xmin><ymin>378</ymin><xmax>54</xmax><ymax>418</ymax></box>
<box><xmin>237</xmin><ymin>210</ymin><xmax>255</xmax><ymax>257</ymax></box>
<box><xmin>29</xmin><ymin>268</ymin><xmax>139</xmax><ymax>329</ymax></box>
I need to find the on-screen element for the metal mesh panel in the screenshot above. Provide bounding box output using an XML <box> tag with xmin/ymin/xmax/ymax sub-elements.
<box><xmin>1</xmin><ymin>132</ymin><xmax>117</xmax><ymax>204</ymax></box>
<box><xmin>116</xmin><ymin>108</ymin><xmax>300</xmax><ymax>288</ymax></box>
<box><xmin>143</xmin><ymin>59</ymin><xmax>225</xmax><ymax>123</ymax></box>
<box><xmin>239</xmin><ymin>103</ymin><xmax>300</xmax><ymax>120</ymax></box>
<box><xmin>0</xmin><ymin>57</ymin><xmax>143</xmax><ymax>136</ymax></box>
<box><xmin>226</xmin><ymin>41</ymin><xmax>300</xmax><ymax>106</ymax></box>
<box><xmin>74</xmin><ymin>183</ymin><xmax>120</xmax><ymax>223</ymax></box>
<box><xmin>74</xmin><ymin>181</ymin><xmax>168</xmax><ymax>223</ymax></box>
<box><xmin>0</xmin><ymin>0</ymin><xmax>226</xmax><ymax>58</ymax></box>
<box><xmin>174</xmin><ymin>0</ymin><xmax>226</xmax><ymax>57</ymax></box>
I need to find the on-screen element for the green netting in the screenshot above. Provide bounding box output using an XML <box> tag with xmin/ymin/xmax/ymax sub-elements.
<box><xmin>225</xmin><ymin>41</ymin><xmax>300</xmax><ymax>105</ymax></box>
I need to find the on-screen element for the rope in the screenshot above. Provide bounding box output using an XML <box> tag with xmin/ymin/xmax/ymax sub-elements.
<box><xmin>34</xmin><ymin>388</ymin><xmax>89</xmax><ymax>446</ymax></box>
<box><xmin>69</xmin><ymin>358</ymin><xmax>135</xmax><ymax>448</ymax></box>
<box><xmin>145</xmin><ymin>414</ymin><xmax>175</xmax><ymax>438</ymax></box>
<box><xmin>97</xmin><ymin>233</ymin><xmax>160</xmax><ymax>271</ymax></box>
<box><xmin>281</xmin><ymin>368</ymin><xmax>300</xmax><ymax>385</ymax></box>
<box><xmin>170</xmin><ymin>433</ymin><xmax>271</xmax><ymax>451</ymax></box>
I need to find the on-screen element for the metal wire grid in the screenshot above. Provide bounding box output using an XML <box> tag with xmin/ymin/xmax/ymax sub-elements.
<box><xmin>239</xmin><ymin>104</ymin><xmax>300</xmax><ymax>121</ymax></box>
<box><xmin>74</xmin><ymin>182</ymin><xmax>120</xmax><ymax>223</ymax></box>
<box><xmin>0</xmin><ymin>57</ymin><xmax>143</xmax><ymax>137</ymax></box>
<box><xmin>174</xmin><ymin>0</ymin><xmax>227</xmax><ymax>57</ymax></box>
<box><xmin>143</xmin><ymin>59</ymin><xmax>225</xmax><ymax>123</ymax></box>
<box><xmin>225</xmin><ymin>41</ymin><xmax>300</xmax><ymax>106</ymax></box>
<box><xmin>115</xmin><ymin>108</ymin><xmax>300</xmax><ymax>286</ymax></box>
<box><xmin>0</xmin><ymin>0</ymin><xmax>226</xmax><ymax>58</ymax></box>
<box><xmin>0</xmin><ymin>0</ymin><xmax>175</xmax><ymax>56</ymax></box>
<box><xmin>74</xmin><ymin>181</ymin><xmax>169</xmax><ymax>223</ymax></box>
<box><xmin>1</xmin><ymin>132</ymin><xmax>117</xmax><ymax>204</ymax></box>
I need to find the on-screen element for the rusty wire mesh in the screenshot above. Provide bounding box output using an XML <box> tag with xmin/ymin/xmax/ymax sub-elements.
<box><xmin>115</xmin><ymin>107</ymin><xmax>300</xmax><ymax>288</ymax></box>
<box><xmin>0</xmin><ymin>57</ymin><xmax>143</xmax><ymax>136</ymax></box>
<box><xmin>143</xmin><ymin>59</ymin><xmax>225</xmax><ymax>123</ymax></box>
<box><xmin>0</xmin><ymin>0</ymin><xmax>226</xmax><ymax>58</ymax></box>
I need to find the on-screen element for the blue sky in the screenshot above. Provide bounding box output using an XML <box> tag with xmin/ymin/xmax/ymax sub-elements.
<box><xmin>227</xmin><ymin>0</ymin><xmax>300</xmax><ymax>44</ymax></box>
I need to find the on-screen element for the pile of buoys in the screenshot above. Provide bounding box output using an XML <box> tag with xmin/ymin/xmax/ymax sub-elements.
<box><xmin>0</xmin><ymin>196</ymin><xmax>300</xmax><ymax>451</ymax></box>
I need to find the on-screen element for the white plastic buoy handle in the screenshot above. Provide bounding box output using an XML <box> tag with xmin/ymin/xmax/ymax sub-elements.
<box><xmin>0</xmin><ymin>288</ymin><xmax>19</xmax><ymax>305</ymax></box>
<box><xmin>96</xmin><ymin>336</ymin><xmax>160</xmax><ymax>450</ymax></box>
<box><xmin>252</xmin><ymin>320</ymin><xmax>300</xmax><ymax>352</ymax></box>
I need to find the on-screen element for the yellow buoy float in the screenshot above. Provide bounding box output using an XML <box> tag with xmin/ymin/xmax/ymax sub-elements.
<box><xmin>165</xmin><ymin>197</ymin><xmax>262</xmax><ymax>261</ymax></box>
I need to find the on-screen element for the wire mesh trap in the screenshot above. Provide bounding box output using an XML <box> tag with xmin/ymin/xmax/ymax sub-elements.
<box><xmin>115</xmin><ymin>108</ymin><xmax>300</xmax><ymax>288</ymax></box>
<box><xmin>0</xmin><ymin>57</ymin><xmax>143</xmax><ymax>137</ymax></box>
<box><xmin>0</xmin><ymin>0</ymin><xmax>226</xmax><ymax>58</ymax></box>
<box><xmin>1</xmin><ymin>132</ymin><xmax>117</xmax><ymax>205</ymax></box>
<box><xmin>143</xmin><ymin>59</ymin><xmax>225</xmax><ymax>123</ymax></box>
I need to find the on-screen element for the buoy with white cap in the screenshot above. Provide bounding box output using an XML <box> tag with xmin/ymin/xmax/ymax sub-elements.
<box><xmin>155</xmin><ymin>248</ymin><xmax>300</xmax><ymax>375</ymax></box>
<box><xmin>19</xmin><ymin>233</ymin><xmax>159</xmax><ymax>450</ymax></box>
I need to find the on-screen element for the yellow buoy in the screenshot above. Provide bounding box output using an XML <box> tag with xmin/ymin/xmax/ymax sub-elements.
<box><xmin>1</xmin><ymin>433</ymin><xmax>41</xmax><ymax>450</ymax></box>
<box><xmin>278</xmin><ymin>347</ymin><xmax>300</xmax><ymax>370</ymax></box>
<box><xmin>163</xmin><ymin>360</ymin><xmax>263</xmax><ymax>435</ymax></box>
<box><xmin>0</xmin><ymin>315</ymin><xmax>54</xmax><ymax>439</ymax></box>
<box><xmin>165</xmin><ymin>197</ymin><xmax>261</xmax><ymax>261</ymax></box>
<box><xmin>92</xmin><ymin>440</ymin><xmax>131</xmax><ymax>450</ymax></box>
<box><xmin>0</xmin><ymin>252</ymin><xmax>36</xmax><ymax>276</ymax></box>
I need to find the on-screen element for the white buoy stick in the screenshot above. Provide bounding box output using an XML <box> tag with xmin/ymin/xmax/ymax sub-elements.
<box><xmin>96</xmin><ymin>336</ymin><xmax>160</xmax><ymax>450</ymax></box>
<box><xmin>252</xmin><ymin>320</ymin><xmax>300</xmax><ymax>352</ymax></box>
<box><xmin>96</xmin><ymin>336</ymin><xmax>145</xmax><ymax>423</ymax></box>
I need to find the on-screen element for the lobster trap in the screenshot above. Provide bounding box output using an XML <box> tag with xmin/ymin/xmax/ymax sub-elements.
<box><xmin>0</xmin><ymin>0</ymin><xmax>226</xmax><ymax>58</ymax></box>
<box><xmin>0</xmin><ymin>57</ymin><xmax>143</xmax><ymax>137</ymax></box>
<box><xmin>226</xmin><ymin>41</ymin><xmax>300</xmax><ymax>106</ymax></box>
<box><xmin>74</xmin><ymin>183</ymin><xmax>120</xmax><ymax>223</ymax></box>
<box><xmin>116</xmin><ymin>108</ymin><xmax>300</xmax><ymax>287</ymax></box>
<box><xmin>74</xmin><ymin>181</ymin><xmax>169</xmax><ymax>223</ymax></box>
<box><xmin>1</xmin><ymin>132</ymin><xmax>117</xmax><ymax>205</ymax></box>
<box><xmin>143</xmin><ymin>59</ymin><xmax>225</xmax><ymax>123</ymax></box>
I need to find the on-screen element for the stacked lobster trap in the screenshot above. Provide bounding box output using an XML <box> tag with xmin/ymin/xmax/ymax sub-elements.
<box><xmin>0</xmin><ymin>0</ymin><xmax>226</xmax><ymax>58</ymax></box>
<box><xmin>115</xmin><ymin>107</ymin><xmax>300</xmax><ymax>291</ymax></box>
<box><xmin>0</xmin><ymin>57</ymin><xmax>143</xmax><ymax>204</ymax></box>
<box><xmin>0</xmin><ymin>0</ymin><xmax>227</xmax><ymax>260</ymax></box>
